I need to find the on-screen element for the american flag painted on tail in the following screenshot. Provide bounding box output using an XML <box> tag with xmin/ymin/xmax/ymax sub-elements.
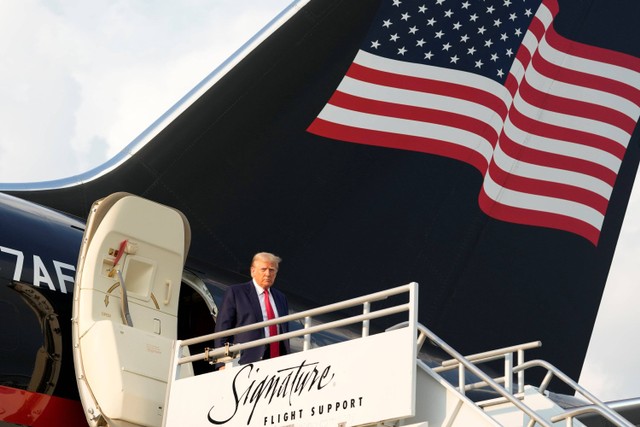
<box><xmin>307</xmin><ymin>0</ymin><xmax>640</xmax><ymax>245</ymax></box>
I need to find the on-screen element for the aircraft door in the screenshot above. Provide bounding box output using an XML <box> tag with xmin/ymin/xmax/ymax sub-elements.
<box><xmin>72</xmin><ymin>193</ymin><xmax>190</xmax><ymax>427</ymax></box>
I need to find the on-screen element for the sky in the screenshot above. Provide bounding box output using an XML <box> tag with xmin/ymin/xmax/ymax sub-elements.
<box><xmin>0</xmin><ymin>0</ymin><xmax>638</xmax><ymax>403</ymax></box>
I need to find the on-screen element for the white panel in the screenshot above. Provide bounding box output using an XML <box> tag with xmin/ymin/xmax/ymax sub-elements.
<box><xmin>81</xmin><ymin>321</ymin><xmax>172</xmax><ymax>425</ymax></box>
<box><xmin>164</xmin><ymin>327</ymin><xmax>416</xmax><ymax>427</ymax></box>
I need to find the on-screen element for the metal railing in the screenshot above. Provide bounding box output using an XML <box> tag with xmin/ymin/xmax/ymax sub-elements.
<box><xmin>514</xmin><ymin>360</ymin><xmax>635</xmax><ymax>427</ymax></box>
<box><xmin>172</xmin><ymin>282</ymin><xmax>418</xmax><ymax>369</ymax></box>
<box><xmin>436</xmin><ymin>340</ymin><xmax>541</xmax><ymax>394</ymax></box>
<box><xmin>389</xmin><ymin>321</ymin><xmax>632</xmax><ymax>427</ymax></box>
<box><xmin>388</xmin><ymin>322</ymin><xmax>555</xmax><ymax>427</ymax></box>
<box><xmin>438</xmin><ymin>347</ymin><xmax>634</xmax><ymax>426</ymax></box>
<box><xmin>166</xmin><ymin>281</ymin><xmax>632</xmax><ymax>427</ymax></box>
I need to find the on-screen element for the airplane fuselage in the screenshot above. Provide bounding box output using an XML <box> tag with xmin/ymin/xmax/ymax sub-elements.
<box><xmin>0</xmin><ymin>192</ymin><xmax>87</xmax><ymax>425</ymax></box>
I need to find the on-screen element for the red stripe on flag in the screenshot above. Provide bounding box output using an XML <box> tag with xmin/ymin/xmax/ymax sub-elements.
<box><xmin>307</xmin><ymin>119</ymin><xmax>490</xmax><ymax>173</ymax></box>
<box><xmin>507</xmin><ymin>107</ymin><xmax>626</xmax><ymax>160</ymax></box>
<box><xmin>519</xmin><ymin>66</ymin><xmax>637</xmax><ymax>133</ymax></box>
<box><xmin>487</xmin><ymin>161</ymin><xmax>609</xmax><ymax>215</ymax></box>
<box><xmin>498</xmin><ymin>130</ymin><xmax>618</xmax><ymax>186</ymax></box>
<box><xmin>545</xmin><ymin>27</ymin><xmax>640</xmax><ymax>74</ymax></box>
<box><xmin>345</xmin><ymin>63</ymin><xmax>509</xmax><ymax>118</ymax></box>
<box><xmin>326</xmin><ymin>91</ymin><xmax>500</xmax><ymax>145</ymax></box>
<box><xmin>478</xmin><ymin>187</ymin><xmax>601</xmax><ymax>245</ymax></box>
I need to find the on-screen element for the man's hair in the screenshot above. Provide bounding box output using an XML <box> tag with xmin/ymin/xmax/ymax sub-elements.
<box><xmin>252</xmin><ymin>252</ymin><xmax>282</xmax><ymax>266</ymax></box>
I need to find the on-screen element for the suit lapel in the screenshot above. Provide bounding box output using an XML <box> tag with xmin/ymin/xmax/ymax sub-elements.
<box><xmin>244</xmin><ymin>281</ymin><xmax>264</xmax><ymax>325</ymax></box>
<box><xmin>272</xmin><ymin>291</ymin><xmax>285</xmax><ymax>316</ymax></box>
<box><xmin>272</xmin><ymin>289</ymin><xmax>288</xmax><ymax>333</ymax></box>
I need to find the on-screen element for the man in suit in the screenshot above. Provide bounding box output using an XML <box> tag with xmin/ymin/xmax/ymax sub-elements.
<box><xmin>214</xmin><ymin>252</ymin><xmax>290</xmax><ymax>365</ymax></box>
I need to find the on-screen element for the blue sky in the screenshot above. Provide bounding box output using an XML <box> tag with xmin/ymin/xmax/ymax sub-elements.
<box><xmin>0</xmin><ymin>0</ymin><xmax>638</xmax><ymax>402</ymax></box>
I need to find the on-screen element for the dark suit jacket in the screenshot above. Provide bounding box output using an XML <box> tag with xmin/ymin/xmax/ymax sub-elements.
<box><xmin>214</xmin><ymin>281</ymin><xmax>290</xmax><ymax>364</ymax></box>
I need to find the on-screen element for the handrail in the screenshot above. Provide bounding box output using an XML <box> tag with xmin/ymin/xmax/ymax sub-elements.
<box><xmin>439</xmin><ymin>341</ymin><xmax>541</xmax><ymax>367</ymax></box>
<box><xmin>166</xmin><ymin>281</ymin><xmax>632</xmax><ymax>427</ymax></box>
<box><xmin>389</xmin><ymin>321</ymin><xmax>541</xmax><ymax>395</ymax></box>
<box><xmin>162</xmin><ymin>282</ymin><xmax>418</xmax><ymax>427</ymax></box>
<box><xmin>406</xmin><ymin>323</ymin><xmax>632</xmax><ymax>427</ymax></box>
<box><xmin>179</xmin><ymin>303</ymin><xmax>411</xmax><ymax>364</ymax></box>
<box><xmin>418</xmin><ymin>327</ymin><xmax>632</xmax><ymax>427</ymax></box>
<box><xmin>435</xmin><ymin>341</ymin><xmax>541</xmax><ymax>394</ymax></box>
<box><xmin>514</xmin><ymin>360</ymin><xmax>634</xmax><ymax>427</ymax></box>
<box><xmin>551</xmin><ymin>406</ymin><xmax>629</xmax><ymax>427</ymax></box>
<box><xmin>176</xmin><ymin>282</ymin><xmax>417</xmax><ymax>365</ymax></box>
<box><xmin>407</xmin><ymin>322</ymin><xmax>554</xmax><ymax>427</ymax></box>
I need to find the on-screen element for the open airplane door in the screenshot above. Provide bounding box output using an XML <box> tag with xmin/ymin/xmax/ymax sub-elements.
<box><xmin>72</xmin><ymin>193</ymin><xmax>190</xmax><ymax>427</ymax></box>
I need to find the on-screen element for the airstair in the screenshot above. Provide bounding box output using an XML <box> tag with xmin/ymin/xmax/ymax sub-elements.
<box><xmin>72</xmin><ymin>194</ymin><xmax>632</xmax><ymax>427</ymax></box>
<box><xmin>162</xmin><ymin>282</ymin><xmax>634</xmax><ymax>427</ymax></box>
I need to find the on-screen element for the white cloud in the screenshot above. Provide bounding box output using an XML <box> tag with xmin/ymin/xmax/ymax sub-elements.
<box><xmin>0</xmin><ymin>0</ymin><xmax>82</xmax><ymax>180</ymax></box>
<box><xmin>0</xmin><ymin>0</ymin><xmax>290</xmax><ymax>181</ymax></box>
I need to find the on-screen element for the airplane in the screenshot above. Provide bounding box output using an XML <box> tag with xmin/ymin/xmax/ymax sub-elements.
<box><xmin>1</xmin><ymin>0</ymin><xmax>640</xmax><ymax>425</ymax></box>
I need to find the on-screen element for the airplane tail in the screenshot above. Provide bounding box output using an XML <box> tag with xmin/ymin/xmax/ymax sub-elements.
<box><xmin>6</xmin><ymin>0</ymin><xmax>640</xmax><ymax>392</ymax></box>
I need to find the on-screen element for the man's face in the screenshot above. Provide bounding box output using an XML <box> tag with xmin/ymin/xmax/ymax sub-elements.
<box><xmin>251</xmin><ymin>259</ymin><xmax>278</xmax><ymax>289</ymax></box>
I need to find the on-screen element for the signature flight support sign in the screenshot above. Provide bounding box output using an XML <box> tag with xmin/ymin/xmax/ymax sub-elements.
<box><xmin>164</xmin><ymin>326</ymin><xmax>417</xmax><ymax>426</ymax></box>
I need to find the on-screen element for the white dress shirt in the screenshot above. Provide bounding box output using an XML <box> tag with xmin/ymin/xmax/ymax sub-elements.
<box><xmin>253</xmin><ymin>280</ymin><xmax>280</xmax><ymax>337</ymax></box>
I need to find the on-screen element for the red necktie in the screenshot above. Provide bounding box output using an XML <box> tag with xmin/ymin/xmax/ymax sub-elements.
<box><xmin>263</xmin><ymin>288</ymin><xmax>280</xmax><ymax>357</ymax></box>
